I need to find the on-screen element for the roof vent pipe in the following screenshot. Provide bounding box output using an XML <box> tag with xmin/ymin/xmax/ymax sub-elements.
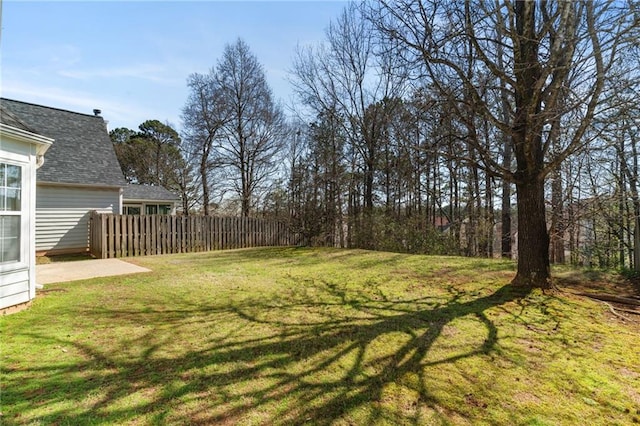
<box><xmin>93</xmin><ymin>109</ymin><xmax>101</xmax><ymax>116</ymax></box>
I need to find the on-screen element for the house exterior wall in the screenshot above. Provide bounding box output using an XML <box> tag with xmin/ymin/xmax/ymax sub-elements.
<box><xmin>0</xmin><ymin>130</ymin><xmax>50</xmax><ymax>310</ymax></box>
<box><xmin>36</xmin><ymin>184</ymin><xmax>121</xmax><ymax>254</ymax></box>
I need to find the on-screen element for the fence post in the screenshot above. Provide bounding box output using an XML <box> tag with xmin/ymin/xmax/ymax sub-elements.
<box><xmin>89</xmin><ymin>211</ymin><xmax>104</xmax><ymax>259</ymax></box>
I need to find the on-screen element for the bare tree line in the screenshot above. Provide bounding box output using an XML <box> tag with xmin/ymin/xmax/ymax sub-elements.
<box><xmin>116</xmin><ymin>1</ymin><xmax>639</xmax><ymax>289</ymax></box>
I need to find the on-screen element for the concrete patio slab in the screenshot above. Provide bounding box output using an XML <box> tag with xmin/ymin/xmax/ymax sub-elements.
<box><xmin>36</xmin><ymin>259</ymin><xmax>151</xmax><ymax>285</ymax></box>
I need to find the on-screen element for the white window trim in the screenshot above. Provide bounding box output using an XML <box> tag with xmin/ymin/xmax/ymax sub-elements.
<box><xmin>123</xmin><ymin>203</ymin><xmax>173</xmax><ymax>215</ymax></box>
<box><xmin>0</xmin><ymin>159</ymin><xmax>29</xmax><ymax>273</ymax></box>
<box><xmin>123</xmin><ymin>204</ymin><xmax>143</xmax><ymax>214</ymax></box>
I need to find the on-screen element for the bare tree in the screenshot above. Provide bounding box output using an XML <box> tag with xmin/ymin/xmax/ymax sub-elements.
<box><xmin>182</xmin><ymin>73</ymin><xmax>229</xmax><ymax>215</ymax></box>
<box><xmin>215</xmin><ymin>39</ymin><xmax>286</xmax><ymax>217</ymax></box>
<box><xmin>591</xmin><ymin>77</ymin><xmax>640</xmax><ymax>270</ymax></box>
<box><xmin>290</xmin><ymin>3</ymin><xmax>407</xmax><ymax>248</ymax></box>
<box><xmin>183</xmin><ymin>40</ymin><xmax>285</xmax><ymax>217</ymax></box>
<box><xmin>367</xmin><ymin>0</ymin><xmax>637</xmax><ymax>289</ymax></box>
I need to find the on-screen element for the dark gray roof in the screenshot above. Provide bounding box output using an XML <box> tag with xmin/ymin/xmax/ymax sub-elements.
<box><xmin>123</xmin><ymin>184</ymin><xmax>180</xmax><ymax>202</ymax></box>
<box><xmin>0</xmin><ymin>104</ymin><xmax>40</xmax><ymax>133</ymax></box>
<box><xmin>0</xmin><ymin>98</ymin><xmax>126</xmax><ymax>187</ymax></box>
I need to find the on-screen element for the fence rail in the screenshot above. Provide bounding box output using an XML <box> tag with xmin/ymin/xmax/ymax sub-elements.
<box><xmin>89</xmin><ymin>211</ymin><xmax>298</xmax><ymax>259</ymax></box>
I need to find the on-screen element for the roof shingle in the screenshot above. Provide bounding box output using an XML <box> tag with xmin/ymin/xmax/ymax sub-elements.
<box><xmin>0</xmin><ymin>98</ymin><xmax>126</xmax><ymax>187</ymax></box>
<box><xmin>123</xmin><ymin>184</ymin><xmax>180</xmax><ymax>202</ymax></box>
<box><xmin>0</xmin><ymin>104</ymin><xmax>40</xmax><ymax>133</ymax></box>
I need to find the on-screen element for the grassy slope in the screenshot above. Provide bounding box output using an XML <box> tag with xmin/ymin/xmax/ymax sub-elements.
<box><xmin>1</xmin><ymin>248</ymin><xmax>638</xmax><ymax>425</ymax></box>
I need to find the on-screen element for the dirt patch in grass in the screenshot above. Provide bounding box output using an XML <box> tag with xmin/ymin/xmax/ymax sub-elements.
<box><xmin>36</xmin><ymin>253</ymin><xmax>95</xmax><ymax>265</ymax></box>
<box><xmin>511</xmin><ymin>391</ymin><xmax>542</xmax><ymax>405</ymax></box>
<box><xmin>37</xmin><ymin>288</ymin><xmax>68</xmax><ymax>294</ymax></box>
<box><xmin>553</xmin><ymin>268</ymin><xmax>640</xmax><ymax>331</ymax></box>
<box><xmin>554</xmin><ymin>268</ymin><xmax>639</xmax><ymax>296</ymax></box>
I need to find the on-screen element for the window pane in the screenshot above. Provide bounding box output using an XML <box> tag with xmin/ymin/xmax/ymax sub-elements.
<box><xmin>125</xmin><ymin>206</ymin><xmax>140</xmax><ymax>215</ymax></box>
<box><xmin>6</xmin><ymin>165</ymin><xmax>21</xmax><ymax>188</ymax></box>
<box><xmin>0</xmin><ymin>216</ymin><xmax>20</xmax><ymax>263</ymax></box>
<box><xmin>159</xmin><ymin>205</ymin><xmax>171</xmax><ymax>214</ymax></box>
<box><xmin>5</xmin><ymin>189</ymin><xmax>21</xmax><ymax>211</ymax></box>
<box><xmin>0</xmin><ymin>164</ymin><xmax>22</xmax><ymax>211</ymax></box>
<box><xmin>146</xmin><ymin>205</ymin><xmax>158</xmax><ymax>215</ymax></box>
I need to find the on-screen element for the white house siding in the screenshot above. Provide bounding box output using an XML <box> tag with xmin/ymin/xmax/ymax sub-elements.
<box><xmin>36</xmin><ymin>185</ymin><xmax>120</xmax><ymax>253</ymax></box>
<box><xmin>1</xmin><ymin>269</ymin><xmax>31</xmax><ymax>309</ymax></box>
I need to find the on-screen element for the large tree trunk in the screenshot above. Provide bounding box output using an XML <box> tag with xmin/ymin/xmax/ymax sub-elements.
<box><xmin>513</xmin><ymin>177</ymin><xmax>552</xmax><ymax>289</ymax></box>
<box><xmin>509</xmin><ymin>1</ymin><xmax>552</xmax><ymax>289</ymax></box>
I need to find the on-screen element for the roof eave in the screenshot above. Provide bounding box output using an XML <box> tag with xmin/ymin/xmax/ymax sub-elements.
<box><xmin>0</xmin><ymin>123</ymin><xmax>54</xmax><ymax>157</ymax></box>
<box><xmin>123</xmin><ymin>198</ymin><xmax>180</xmax><ymax>204</ymax></box>
<box><xmin>37</xmin><ymin>181</ymin><xmax>124</xmax><ymax>190</ymax></box>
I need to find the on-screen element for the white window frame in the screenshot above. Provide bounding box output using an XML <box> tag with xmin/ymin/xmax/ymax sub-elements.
<box><xmin>123</xmin><ymin>204</ymin><xmax>142</xmax><ymax>215</ymax></box>
<box><xmin>0</xmin><ymin>159</ymin><xmax>28</xmax><ymax>272</ymax></box>
<box><xmin>157</xmin><ymin>204</ymin><xmax>172</xmax><ymax>215</ymax></box>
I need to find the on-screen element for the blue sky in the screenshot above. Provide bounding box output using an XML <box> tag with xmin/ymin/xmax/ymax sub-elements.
<box><xmin>0</xmin><ymin>1</ymin><xmax>347</xmax><ymax>131</ymax></box>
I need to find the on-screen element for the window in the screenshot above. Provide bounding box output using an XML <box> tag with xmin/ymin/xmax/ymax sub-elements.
<box><xmin>0</xmin><ymin>163</ymin><xmax>22</xmax><ymax>263</ymax></box>
<box><xmin>145</xmin><ymin>204</ymin><xmax>171</xmax><ymax>215</ymax></box>
<box><xmin>123</xmin><ymin>204</ymin><xmax>172</xmax><ymax>215</ymax></box>
<box><xmin>124</xmin><ymin>205</ymin><xmax>141</xmax><ymax>215</ymax></box>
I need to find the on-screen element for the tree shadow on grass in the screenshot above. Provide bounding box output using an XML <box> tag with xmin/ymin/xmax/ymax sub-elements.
<box><xmin>4</xmin><ymin>281</ymin><xmax>533</xmax><ymax>425</ymax></box>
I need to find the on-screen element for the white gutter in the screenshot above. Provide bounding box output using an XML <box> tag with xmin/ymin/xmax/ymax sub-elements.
<box><xmin>0</xmin><ymin>123</ymin><xmax>54</xmax><ymax>148</ymax></box>
<box><xmin>37</xmin><ymin>181</ymin><xmax>124</xmax><ymax>190</ymax></box>
<box><xmin>0</xmin><ymin>123</ymin><xmax>53</xmax><ymax>169</ymax></box>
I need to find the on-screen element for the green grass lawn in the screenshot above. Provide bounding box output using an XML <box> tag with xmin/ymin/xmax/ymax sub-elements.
<box><xmin>2</xmin><ymin>248</ymin><xmax>639</xmax><ymax>425</ymax></box>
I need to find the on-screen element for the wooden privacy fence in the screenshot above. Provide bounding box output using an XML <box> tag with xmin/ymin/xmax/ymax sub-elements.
<box><xmin>89</xmin><ymin>211</ymin><xmax>299</xmax><ymax>259</ymax></box>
